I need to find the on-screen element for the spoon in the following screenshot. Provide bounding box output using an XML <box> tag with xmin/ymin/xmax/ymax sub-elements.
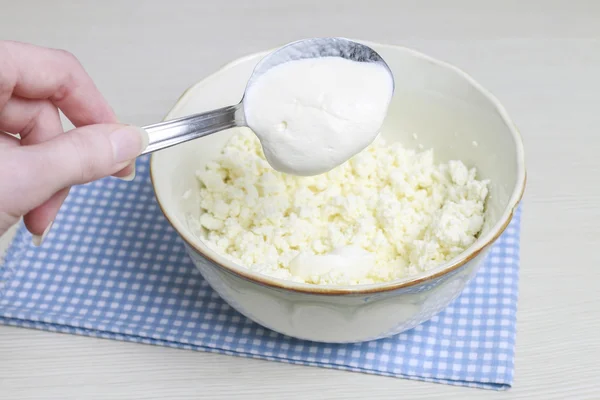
<box><xmin>140</xmin><ymin>37</ymin><xmax>394</xmax><ymax>155</ymax></box>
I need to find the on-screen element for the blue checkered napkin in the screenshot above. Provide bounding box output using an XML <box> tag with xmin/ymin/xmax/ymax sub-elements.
<box><xmin>0</xmin><ymin>156</ymin><xmax>521</xmax><ymax>390</ymax></box>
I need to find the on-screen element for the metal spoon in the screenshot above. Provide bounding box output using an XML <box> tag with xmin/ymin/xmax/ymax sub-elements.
<box><xmin>140</xmin><ymin>37</ymin><xmax>394</xmax><ymax>155</ymax></box>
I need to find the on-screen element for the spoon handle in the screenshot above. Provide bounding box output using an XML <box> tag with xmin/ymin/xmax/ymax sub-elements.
<box><xmin>141</xmin><ymin>103</ymin><xmax>245</xmax><ymax>155</ymax></box>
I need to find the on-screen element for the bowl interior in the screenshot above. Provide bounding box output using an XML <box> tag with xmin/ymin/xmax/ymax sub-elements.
<box><xmin>150</xmin><ymin>41</ymin><xmax>525</xmax><ymax>291</ymax></box>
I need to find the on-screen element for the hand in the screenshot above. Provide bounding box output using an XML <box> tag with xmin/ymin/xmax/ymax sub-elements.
<box><xmin>0</xmin><ymin>41</ymin><xmax>148</xmax><ymax>245</ymax></box>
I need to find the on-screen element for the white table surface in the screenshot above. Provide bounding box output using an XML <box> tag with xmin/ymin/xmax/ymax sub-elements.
<box><xmin>1</xmin><ymin>1</ymin><xmax>599</xmax><ymax>398</ymax></box>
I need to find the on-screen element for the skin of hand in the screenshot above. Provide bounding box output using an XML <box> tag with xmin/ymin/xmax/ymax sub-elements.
<box><xmin>0</xmin><ymin>41</ymin><xmax>149</xmax><ymax>245</ymax></box>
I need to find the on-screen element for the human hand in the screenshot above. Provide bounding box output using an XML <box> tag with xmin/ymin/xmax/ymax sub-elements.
<box><xmin>0</xmin><ymin>41</ymin><xmax>148</xmax><ymax>245</ymax></box>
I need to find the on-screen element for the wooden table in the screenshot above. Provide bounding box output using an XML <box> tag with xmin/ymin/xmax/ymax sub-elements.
<box><xmin>1</xmin><ymin>1</ymin><xmax>599</xmax><ymax>398</ymax></box>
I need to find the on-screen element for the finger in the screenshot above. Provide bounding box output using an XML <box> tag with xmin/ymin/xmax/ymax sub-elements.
<box><xmin>26</xmin><ymin>164</ymin><xmax>134</xmax><ymax>239</ymax></box>
<box><xmin>0</xmin><ymin>97</ymin><xmax>62</xmax><ymax>144</ymax></box>
<box><xmin>0</xmin><ymin>40</ymin><xmax>116</xmax><ymax>126</ymax></box>
<box><xmin>0</xmin><ymin>99</ymin><xmax>135</xmax><ymax>239</ymax></box>
<box><xmin>0</xmin><ymin>96</ymin><xmax>134</xmax><ymax>179</ymax></box>
<box><xmin>0</xmin><ymin>98</ymin><xmax>134</xmax><ymax>238</ymax></box>
<box><xmin>113</xmin><ymin>162</ymin><xmax>136</xmax><ymax>181</ymax></box>
<box><xmin>0</xmin><ymin>124</ymin><xmax>148</xmax><ymax>216</ymax></box>
<box><xmin>24</xmin><ymin>187</ymin><xmax>69</xmax><ymax>237</ymax></box>
<box><xmin>0</xmin><ymin>96</ymin><xmax>66</xmax><ymax>237</ymax></box>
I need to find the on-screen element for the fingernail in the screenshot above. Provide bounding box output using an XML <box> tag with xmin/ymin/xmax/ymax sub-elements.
<box><xmin>110</xmin><ymin>126</ymin><xmax>150</xmax><ymax>164</ymax></box>
<box><xmin>32</xmin><ymin>221</ymin><xmax>54</xmax><ymax>247</ymax></box>
<box><xmin>118</xmin><ymin>162</ymin><xmax>136</xmax><ymax>181</ymax></box>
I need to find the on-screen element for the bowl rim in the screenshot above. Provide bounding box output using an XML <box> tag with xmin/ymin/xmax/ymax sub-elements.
<box><xmin>150</xmin><ymin>39</ymin><xmax>527</xmax><ymax>295</ymax></box>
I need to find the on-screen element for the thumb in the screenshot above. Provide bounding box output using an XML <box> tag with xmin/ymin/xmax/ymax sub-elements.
<box><xmin>4</xmin><ymin>123</ymin><xmax>148</xmax><ymax>215</ymax></box>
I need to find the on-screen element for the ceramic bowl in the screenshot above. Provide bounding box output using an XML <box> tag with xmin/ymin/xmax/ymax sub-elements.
<box><xmin>150</xmin><ymin>40</ymin><xmax>526</xmax><ymax>343</ymax></box>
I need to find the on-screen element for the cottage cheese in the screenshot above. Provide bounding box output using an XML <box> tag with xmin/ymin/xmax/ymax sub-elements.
<box><xmin>194</xmin><ymin>128</ymin><xmax>489</xmax><ymax>285</ymax></box>
<box><xmin>244</xmin><ymin>57</ymin><xmax>393</xmax><ymax>176</ymax></box>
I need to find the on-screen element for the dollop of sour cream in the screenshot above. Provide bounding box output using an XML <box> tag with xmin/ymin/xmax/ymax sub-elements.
<box><xmin>289</xmin><ymin>246</ymin><xmax>376</xmax><ymax>284</ymax></box>
<box><xmin>243</xmin><ymin>56</ymin><xmax>394</xmax><ymax>176</ymax></box>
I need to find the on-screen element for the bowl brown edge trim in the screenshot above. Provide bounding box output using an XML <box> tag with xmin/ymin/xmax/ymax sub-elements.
<box><xmin>149</xmin><ymin>165</ymin><xmax>526</xmax><ymax>296</ymax></box>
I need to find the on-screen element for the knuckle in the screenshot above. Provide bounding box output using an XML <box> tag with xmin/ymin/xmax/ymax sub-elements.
<box><xmin>51</xmin><ymin>49</ymin><xmax>83</xmax><ymax>103</ymax></box>
<box><xmin>51</xmin><ymin>78</ymin><xmax>74</xmax><ymax>103</ymax></box>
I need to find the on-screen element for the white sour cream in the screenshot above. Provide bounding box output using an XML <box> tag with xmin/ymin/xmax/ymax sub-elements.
<box><xmin>289</xmin><ymin>246</ymin><xmax>376</xmax><ymax>284</ymax></box>
<box><xmin>243</xmin><ymin>56</ymin><xmax>393</xmax><ymax>176</ymax></box>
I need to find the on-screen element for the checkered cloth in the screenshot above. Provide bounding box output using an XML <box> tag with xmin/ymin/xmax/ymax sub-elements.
<box><xmin>0</xmin><ymin>156</ymin><xmax>521</xmax><ymax>390</ymax></box>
